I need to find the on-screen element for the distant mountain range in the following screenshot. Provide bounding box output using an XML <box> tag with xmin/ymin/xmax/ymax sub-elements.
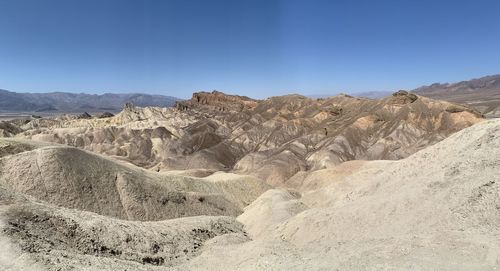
<box><xmin>3</xmin><ymin>73</ymin><xmax>499</xmax><ymax>116</ymax></box>
<box><xmin>413</xmin><ymin>74</ymin><xmax>500</xmax><ymax>117</ymax></box>
<box><xmin>0</xmin><ymin>89</ymin><xmax>179</xmax><ymax>113</ymax></box>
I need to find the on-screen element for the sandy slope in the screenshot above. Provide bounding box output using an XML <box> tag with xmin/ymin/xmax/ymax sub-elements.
<box><xmin>6</xmin><ymin>91</ymin><xmax>483</xmax><ymax>187</ymax></box>
<box><xmin>180</xmin><ymin>119</ymin><xmax>500</xmax><ymax>270</ymax></box>
<box><xmin>0</xmin><ymin>139</ymin><xmax>268</xmax><ymax>270</ymax></box>
<box><xmin>0</xmin><ymin>139</ymin><xmax>269</xmax><ymax>221</ymax></box>
<box><xmin>0</xmin><ymin>119</ymin><xmax>499</xmax><ymax>270</ymax></box>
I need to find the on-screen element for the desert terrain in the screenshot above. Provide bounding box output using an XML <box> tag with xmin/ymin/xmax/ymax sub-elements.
<box><xmin>0</xmin><ymin>90</ymin><xmax>498</xmax><ymax>270</ymax></box>
<box><xmin>413</xmin><ymin>74</ymin><xmax>500</xmax><ymax>118</ymax></box>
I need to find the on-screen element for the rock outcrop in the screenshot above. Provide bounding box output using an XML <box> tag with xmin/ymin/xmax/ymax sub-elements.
<box><xmin>76</xmin><ymin>112</ymin><xmax>92</xmax><ymax>119</ymax></box>
<box><xmin>389</xmin><ymin>90</ymin><xmax>418</xmax><ymax>105</ymax></box>
<box><xmin>176</xmin><ymin>90</ymin><xmax>258</xmax><ymax>112</ymax></box>
<box><xmin>0</xmin><ymin>121</ymin><xmax>22</xmax><ymax>137</ymax></box>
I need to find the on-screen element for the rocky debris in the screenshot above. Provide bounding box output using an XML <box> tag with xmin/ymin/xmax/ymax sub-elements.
<box><xmin>176</xmin><ymin>101</ymin><xmax>190</xmax><ymax>111</ymax></box>
<box><xmin>123</xmin><ymin>102</ymin><xmax>135</xmax><ymax>111</ymax></box>
<box><xmin>0</xmin><ymin>139</ymin><xmax>53</xmax><ymax>158</ymax></box>
<box><xmin>0</xmin><ymin>121</ymin><xmax>22</xmax><ymax>137</ymax></box>
<box><xmin>445</xmin><ymin>103</ymin><xmax>483</xmax><ymax>117</ymax></box>
<box><xmin>77</xmin><ymin>112</ymin><xmax>92</xmax><ymax>119</ymax></box>
<box><xmin>116</xmin><ymin>102</ymin><xmax>149</xmax><ymax>122</ymax></box>
<box><xmin>389</xmin><ymin>90</ymin><xmax>418</xmax><ymax>105</ymax></box>
<box><xmin>0</xmin><ymin>201</ymin><xmax>247</xmax><ymax>270</ymax></box>
<box><xmin>98</xmin><ymin>112</ymin><xmax>115</xmax><ymax>118</ymax></box>
<box><xmin>329</xmin><ymin>104</ymin><xmax>343</xmax><ymax>116</ymax></box>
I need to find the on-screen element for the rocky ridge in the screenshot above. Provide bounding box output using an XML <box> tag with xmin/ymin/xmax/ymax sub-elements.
<box><xmin>413</xmin><ymin>74</ymin><xmax>500</xmax><ymax>117</ymax></box>
<box><xmin>2</xmin><ymin>90</ymin><xmax>483</xmax><ymax>186</ymax></box>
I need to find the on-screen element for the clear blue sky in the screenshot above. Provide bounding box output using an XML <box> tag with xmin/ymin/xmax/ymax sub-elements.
<box><xmin>1</xmin><ymin>0</ymin><xmax>499</xmax><ymax>99</ymax></box>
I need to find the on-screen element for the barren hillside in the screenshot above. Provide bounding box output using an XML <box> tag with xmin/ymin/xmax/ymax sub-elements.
<box><xmin>413</xmin><ymin>74</ymin><xmax>500</xmax><ymax>117</ymax></box>
<box><xmin>3</xmin><ymin>90</ymin><xmax>483</xmax><ymax>186</ymax></box>
<box><xmin>1</xmin><ymin>91</ymin><xmax>498</xmax><ymax>270</ymax></box>
<box><xmin>0</xmin><ymin>117</ymin><xmax>498</xmax><ymax>270</ymax></box>
<box><xmin>179</xmin><ymin>118</ymin><xmax>500</xmax><ymax>270</ymax></box>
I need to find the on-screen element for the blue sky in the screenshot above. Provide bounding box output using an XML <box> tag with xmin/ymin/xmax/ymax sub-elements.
<box><xmin>0</xmin><ymin>0</ymin><xmax>499</xmax><ymax>99</ymax></box>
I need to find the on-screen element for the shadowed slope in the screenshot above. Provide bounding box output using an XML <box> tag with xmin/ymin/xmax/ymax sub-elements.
<box><xmin>0</xmin><ymin>200</ymin><xmax>247</xmax><ymax>270</ymax></box>
<box><xmin>0</xmin><ymin>139</ymin><xmax>269</xmax><ymax>221</ymax></box>
<box><xmin>178</xmin><ymin>119</ymin><xmax>500</xmax><ymax>270</ymax></box>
